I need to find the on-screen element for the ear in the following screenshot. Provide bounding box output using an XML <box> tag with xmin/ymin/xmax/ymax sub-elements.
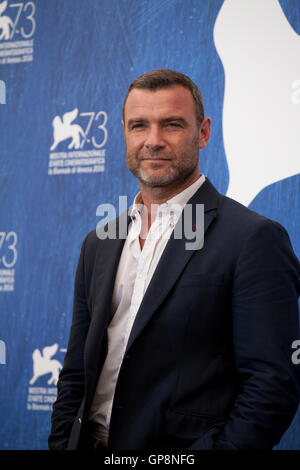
<box><xmin>121</xmin><ymin>119</ymin><xmax>126</xmax><ymax>139</ymax></box>
<box><xmin>198</xmin><ymin>117</ymin><xmax>211</xmax><ymax>149</ymax></box>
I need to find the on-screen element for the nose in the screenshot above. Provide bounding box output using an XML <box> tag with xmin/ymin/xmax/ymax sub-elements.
<box><xmin>144</xmin><ymin>125</ymin><xmax>165</xmax><ymax>150</ymax></box>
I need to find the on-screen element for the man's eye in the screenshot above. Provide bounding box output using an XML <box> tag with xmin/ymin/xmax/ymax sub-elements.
<box><xmin>131</xmin><ymin>123</ymin><xmax>145</xmax><ymax>130</ymax></box>
<box><xmin>166</xmin><ymin>122</ymin><xmax>180</xmax><ymax>128</ymax></box>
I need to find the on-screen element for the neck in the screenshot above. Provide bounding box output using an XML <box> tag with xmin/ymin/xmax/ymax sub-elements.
<box><xmin>137</xmin><ymin>172</ymin><xmax>201</xmax><ymax>239</ymax></box>
<box><xmin>139</xmin><ymin>172</ymin><xmax>201</xmax><ymax>214</ymax></box>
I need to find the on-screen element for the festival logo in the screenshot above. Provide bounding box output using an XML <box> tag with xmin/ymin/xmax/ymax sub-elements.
<box><xmin>0</xmin><ymin>231</ymin><xmax>17</xmax><ymax>292</ymax></box>
<box><xmin>0</xmin><ymin>1</ymin><xmax>35</xmax><ymax>65</ymax></box>
<box><xmin>0</xmin><ymin>1</ymin><xmax>13</xmax><ymax>40</ymax></box>
<box><xmin>50</xmin><ymin>109</ymin><xmax>85</xmax><ymax>152</ymax></box>
<box><xmin>29</xmin><ymin>344</ymin><xmax>62</xmax><ymax>386</ymax></box>
<box><xmin>48</xmin><ymin>108</ymin><xmax>107</xmax><ymax>176</ymax></box>
<box><xmin>27</xmin><ymin>343</ymin><xmax>65</xmax><ymax>412</ymax></box>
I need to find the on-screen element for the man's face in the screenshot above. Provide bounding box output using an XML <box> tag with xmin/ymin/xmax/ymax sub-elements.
<box><xmin>122</xmin><ymin>85</ymin><xmax>210</xmax><ymax>188</ymax></box>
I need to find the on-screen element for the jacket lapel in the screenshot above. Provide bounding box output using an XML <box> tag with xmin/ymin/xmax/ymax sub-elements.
<box><xmin>125</xmin><ymin>178</ymin><xmax>220</xmax><ymax>353</ymax></box>
<box><xmin>84</xmin><ymin>212</ymin><xmax>130</xmax><ymax>378</ymax></box>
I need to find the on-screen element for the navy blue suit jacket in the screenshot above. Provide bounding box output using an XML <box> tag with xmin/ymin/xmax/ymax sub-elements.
<box><xmin>49</xmin><ymin>178</ymin><xmax>300</xmax><ymax>450</ymax></box>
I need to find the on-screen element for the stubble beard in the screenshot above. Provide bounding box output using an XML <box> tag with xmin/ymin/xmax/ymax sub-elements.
<box><xmin>127</xmin><ymin>137</ymin><xmax>200</xmax><ymax>188</ymax></box>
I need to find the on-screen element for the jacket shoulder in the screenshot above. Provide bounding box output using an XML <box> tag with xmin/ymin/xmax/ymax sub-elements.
<box><xmin>219</xmin><ymin>193</ymin><xmax>287</xmax><ymax>236</ymax></box>
<box><xmin>83</xmin><ymin>229</ymin><xmax>100</xmax><ymax>252</ymax></box>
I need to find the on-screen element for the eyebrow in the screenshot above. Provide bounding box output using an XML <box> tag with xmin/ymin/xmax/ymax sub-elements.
<box><xmin>126</xmin><ymin>116</ymin><xmax>188</xmax><ymax>128</ymax></box>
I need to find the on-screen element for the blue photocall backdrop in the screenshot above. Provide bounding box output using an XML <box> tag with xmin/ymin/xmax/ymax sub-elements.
<box><xmin>0</xmin><ymin>0</ymin><xmax>299</xmax><ymax>450</ymax></box>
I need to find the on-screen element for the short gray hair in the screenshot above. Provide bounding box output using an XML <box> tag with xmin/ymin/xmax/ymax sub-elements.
<box><xmin>123</xmin><ymin>68</ymin><xmax>204</xmax><ymax>126</ymax></box>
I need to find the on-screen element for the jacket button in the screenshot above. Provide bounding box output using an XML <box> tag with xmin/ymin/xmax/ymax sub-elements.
<box><xmin>114</xmin><ymin>405</ymin><xmax>124</xmax><ymax>409</ymax></box>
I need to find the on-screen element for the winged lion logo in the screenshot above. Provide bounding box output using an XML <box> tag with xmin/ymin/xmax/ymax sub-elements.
<box><xmin>29</xmin><ymin>343</ymin><xmax>62</xmax><ymax>386</ymax></box>
<box><xmin>0</xmin><ymin>1</ymin><xmax>13</xmax><ymax>40</ymax></box>
<box><xmin>50</xmin><ymin>108</ymin><xmax>85</xmax><ymax>151</ymax></box>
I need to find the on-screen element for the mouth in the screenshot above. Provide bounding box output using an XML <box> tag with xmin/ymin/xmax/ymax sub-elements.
<box><xmin>140</xmin><ymin>157</ymin><xmax>171</xmax><ymax>161</ymax></box>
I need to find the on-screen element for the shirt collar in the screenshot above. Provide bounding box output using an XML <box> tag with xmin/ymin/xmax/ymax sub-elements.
<box><xmin>129</xmin><ymin>192</ymin><xmax>144</xmax><ymax>221</ymax></box>
<box><xmin>129</xmin><ymin>174</ymin><xmax>206</xmax><ymax>222</ymax></box>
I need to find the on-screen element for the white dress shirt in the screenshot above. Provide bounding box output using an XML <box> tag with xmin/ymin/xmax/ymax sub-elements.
<box><xmin>88</xmin><ymin>174</ymin><xmax>206</xmax><ymax>444</ymax></box>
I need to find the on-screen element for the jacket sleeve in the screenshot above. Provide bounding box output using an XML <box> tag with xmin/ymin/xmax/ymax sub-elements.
<box><xmin>48</xmin><ymin>234</ymin><xmax>92</xmax><ymax>450</ymax></box>
<box><xmin>193</xmin><ymin>219</ymin><xmax>300</xmax><ymax>450</ymax></box>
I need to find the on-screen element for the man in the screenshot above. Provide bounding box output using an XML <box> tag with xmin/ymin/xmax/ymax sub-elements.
<box><xmin>49</xmin><ymin>69</ymin><xmax>300</xmax><ymax>451</ymax></box>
